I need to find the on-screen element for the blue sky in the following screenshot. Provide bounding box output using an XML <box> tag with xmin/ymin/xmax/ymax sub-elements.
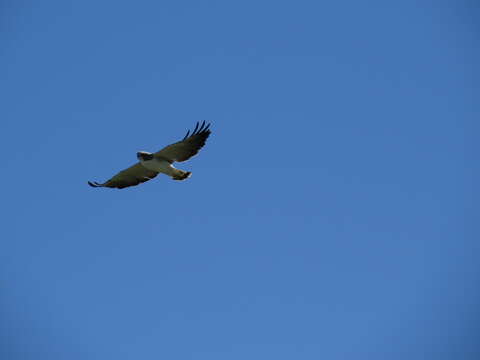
<box><xmin>1</xmin><ymin>1</ymin><xmax>478</xmax><ymax>359</ymax></box>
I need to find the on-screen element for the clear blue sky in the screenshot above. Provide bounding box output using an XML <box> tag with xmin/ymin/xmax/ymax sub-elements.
<box><xmin>1</xmin><ymin>1</ymin><xmax>478</xmax><ymax>359</ymax></box>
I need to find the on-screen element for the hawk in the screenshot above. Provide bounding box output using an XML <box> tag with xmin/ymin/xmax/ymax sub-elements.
<box><xmin>88</xmin><ymin>121</ymin><xmax>211</xmax><ymax>189</ymax></box>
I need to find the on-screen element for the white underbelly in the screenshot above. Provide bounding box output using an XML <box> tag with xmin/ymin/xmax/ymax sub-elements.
<box><xmin>141</xmin><ymin>159</ymin><xmax>176</xmax><ymax>176</ymax></box>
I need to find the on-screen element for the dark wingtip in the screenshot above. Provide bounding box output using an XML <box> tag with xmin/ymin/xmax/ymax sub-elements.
<box><xmin>88</xmin><ymin>181</ymin><xmax>101</xmax><ymax>188</ymax></box>
<box><xmin>198</xmin><ymin>120</ymin><xmax>206</xmax><ymax>132</ymax></box>
<box><xmin>183</xmin><ymin>121</ymin><xmax>212</xmax><ymax>140</ymax></box>
<box><xmin>192</xmin><ymin>121</ymin><xmax>200</xmax><ymax>135</ymax></box>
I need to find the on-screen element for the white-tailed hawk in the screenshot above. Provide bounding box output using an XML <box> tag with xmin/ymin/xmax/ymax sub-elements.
<box><xmin>88</xmin><ymin>121</ymin><xmax>211</xmax><ymax>189</ymax></box>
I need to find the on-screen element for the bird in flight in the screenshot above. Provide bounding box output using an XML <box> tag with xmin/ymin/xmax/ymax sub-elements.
<box><xmin>88</xmin><ymin>121</ymin><xmax>211</xmax><ymax>189</ymax></box>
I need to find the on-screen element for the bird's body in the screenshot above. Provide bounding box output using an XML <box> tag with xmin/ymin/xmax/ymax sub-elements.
<box><xmin>140</xmin><ymin>156</ymin><xmax>175</xmax><ymax>174</ymax></box>
<box><xmin>139</xmin><ymin>155</ymin><xmax>191</xmax><ymax>180</ymax></box>
<box><xmin>88</xmin><ymin>121</ymin><xmax>211</xmax><ymax>189</ymax></box>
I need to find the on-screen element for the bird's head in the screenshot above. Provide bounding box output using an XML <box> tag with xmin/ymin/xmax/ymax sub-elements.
<box><xmin>137</xmin><ymin>151</ymin><xmax>154</xmax><ymax>161</ymax></box>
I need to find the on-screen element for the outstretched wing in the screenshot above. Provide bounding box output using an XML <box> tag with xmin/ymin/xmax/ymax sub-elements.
<box><xmin>88</xmin><ymin>163</ymin><xmax>158</xmax><ymax>189</ymax></box>
<box><xmin>154</xmin><ymin>121</ymin><xmax>211</xmax><ymax>163</ymax></box>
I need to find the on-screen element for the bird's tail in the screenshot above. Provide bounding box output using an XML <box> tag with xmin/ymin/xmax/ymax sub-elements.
<box><xmin>172</xmin><ymin>170</ymin><xmax>191</xmax><ymax>181</ymax></box>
